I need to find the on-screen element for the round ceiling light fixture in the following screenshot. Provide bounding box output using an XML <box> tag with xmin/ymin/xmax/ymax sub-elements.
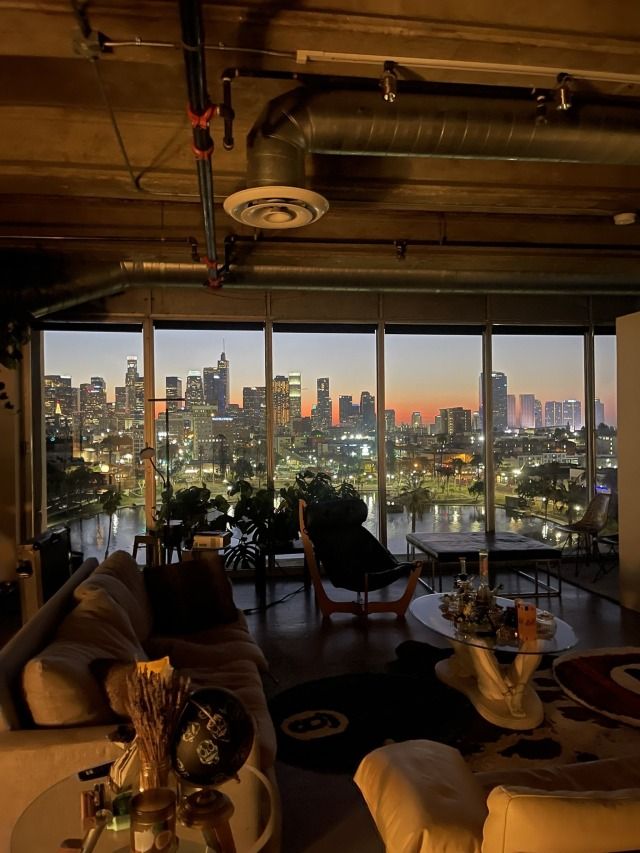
<box><xmin>223</xmin><ymin>186</ymin><xmax>329</xmax><ymax>229</ymax></box>
<box><xmin>613</xmin><ymin>211</ymin><xmax>637</xmax><ymax>226</ymax></box>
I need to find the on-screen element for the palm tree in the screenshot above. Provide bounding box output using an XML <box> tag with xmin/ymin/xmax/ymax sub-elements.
<box><xmin>395</xmin><ymin>474</ymin><xmax>432</xmax><ymax>534</ymax></box>
<box><xmin>100</xmin><ymin>487</ymin><xmax>122</xmax><ymax>559</ymax></box>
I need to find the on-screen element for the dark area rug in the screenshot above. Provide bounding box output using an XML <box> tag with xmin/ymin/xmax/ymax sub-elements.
<box><xmin>269</xmin><ymin>641</ymin><xmax>640</xmax><ymax>775</ymax></box>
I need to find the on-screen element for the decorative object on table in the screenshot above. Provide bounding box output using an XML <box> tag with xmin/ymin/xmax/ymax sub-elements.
<box><xmin>171</xmin><ymin>687</ymin><xmax>254</xmax><ymax>853</ymax></box>
<box><xmin>439</xmin><ymin>565</ymin><xmax>506</xmax><ymax>637</ymax></box>
<box><xmin>126</xmin><ymin>658</ymin><xmax>190</xmax><ymax>792</ymax></box>
<box><xmin>172</xmin><ymin>686</ymin><xmax>254</xmax><ymax>788</ymax></box>
<box><xmin>130</xmin><ymin>787</ymin><xmax>177</xmax><ymax>853</ymax></box>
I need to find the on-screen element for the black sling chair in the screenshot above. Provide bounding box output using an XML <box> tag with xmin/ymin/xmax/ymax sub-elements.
<box><xmin>299</xmin><ymin>498</ymin><xmax>422</xmax><ymax>617</ymax></box>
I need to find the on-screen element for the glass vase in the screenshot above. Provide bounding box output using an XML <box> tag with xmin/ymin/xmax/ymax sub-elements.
<box><xmin>138</xmin><ymin>755</ymin><xmax>171</xmax><ymax>791</ymax></box>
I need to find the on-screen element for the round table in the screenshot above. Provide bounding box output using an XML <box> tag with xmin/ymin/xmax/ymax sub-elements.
<box><xmin>410</xmin><ymin>594</ymin><xmax>577</xmax><ymax>729</ymax></box>
<box><xmin>11</xmin><ymin>763</ymin><xmax>276</xmax><ymax>853</ymax></box>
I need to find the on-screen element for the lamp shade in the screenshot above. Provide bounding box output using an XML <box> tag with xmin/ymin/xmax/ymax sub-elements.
<box><xmin>172</xmin><ymin>687</ymin><xmax>254</xmax><ymax>787</ymax></box>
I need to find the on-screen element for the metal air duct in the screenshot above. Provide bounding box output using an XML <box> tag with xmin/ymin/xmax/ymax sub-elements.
<box><xmin>224</xmin><ymin>87</ymin><xmax>640</xmax><ymax>229</ymax></box>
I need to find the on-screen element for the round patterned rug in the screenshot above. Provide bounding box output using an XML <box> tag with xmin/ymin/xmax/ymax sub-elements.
<box><xmin>269</xmin><ymin>643</ymin><xmax>640</xmax><ymax>774</ymax></box>
<box><xmin>553</xmin><ymin>647</ymin><xmax>640</xmax><ymax>727</ymax></box>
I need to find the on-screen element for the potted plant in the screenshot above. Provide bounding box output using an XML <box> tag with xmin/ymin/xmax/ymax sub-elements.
<box><xmin>156</xmin><ymin>483</ymin><xmax>231</xmax><ymax>549</ymax></box>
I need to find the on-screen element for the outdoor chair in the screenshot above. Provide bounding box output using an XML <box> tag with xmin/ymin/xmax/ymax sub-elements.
<box><xmin>299</xmin><ymin>498</ymin><xmax>422</xmax><ymax>618</ymax></box>
<box><xmin>555</xmin><ymin>493</ymin><xmax>611</xmax><ymax>572</ymax></box>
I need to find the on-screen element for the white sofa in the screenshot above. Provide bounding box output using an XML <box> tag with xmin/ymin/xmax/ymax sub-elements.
<box><xmin>0</xmin><ymin>550</ymin><xmax>280</xmax><ymax>853</ymax></box>
<box><xmin>354</xmin><ymin>739</ymin><xmax>640</xmax><ymax>853</ymax></box>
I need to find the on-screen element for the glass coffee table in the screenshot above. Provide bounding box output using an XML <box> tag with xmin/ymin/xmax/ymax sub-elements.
<box><xmin>11</xmin><ymin>762</ymin><xmax>275</xmax><ymax>853</ymax></box>
<box><xmin>410</xmin><ymin>594</ymin><xmax>577</xmax><ymax>730</ymax></box>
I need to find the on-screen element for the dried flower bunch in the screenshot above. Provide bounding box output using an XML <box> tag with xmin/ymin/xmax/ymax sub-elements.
<box><xmin>126</xmin><ymin>660</ymin><xmax>190</xmax><ymax>772</ymax></box>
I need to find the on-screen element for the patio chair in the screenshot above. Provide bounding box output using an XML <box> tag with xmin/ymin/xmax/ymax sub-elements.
<box><xmin>299</xmin><ymin>498</ymin><xmax>422</xmax><ymax>618</ymax></box>
<box><xmin>555</xmin><ymin>493</ymin><xmax>611</xmax><ymax>571</ymax></box>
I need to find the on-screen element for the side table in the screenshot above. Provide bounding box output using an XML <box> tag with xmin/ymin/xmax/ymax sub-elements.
<box><xmin>11</xmin><ymin>763</ymin><xmax>276</xmax><ymax>853</ymax></box>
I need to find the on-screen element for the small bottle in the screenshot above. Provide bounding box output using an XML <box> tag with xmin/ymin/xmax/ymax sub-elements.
<box><xmin>478</xmin><ymin>550</ymin><xmax>489</xmax><ymax>582</ymax></box>
<box><xmin>130</xmin><ymin>788</ymin><xmax>177</xmax><ymax>853</ymax></box>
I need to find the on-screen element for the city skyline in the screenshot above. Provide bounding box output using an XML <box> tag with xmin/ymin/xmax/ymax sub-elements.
<box><xmin>43</xmin><ymin>329</ymin><xmax>617</xmax><ymax>426</ymax></box>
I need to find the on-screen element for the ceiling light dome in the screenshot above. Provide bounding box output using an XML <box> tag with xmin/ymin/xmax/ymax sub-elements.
<box><xmin>223</xmin><ymin>186</ymin><xmax>329</xmax><ymax>229</ymax></box>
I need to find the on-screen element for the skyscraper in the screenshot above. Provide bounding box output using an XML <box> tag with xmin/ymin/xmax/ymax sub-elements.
<box><xmin>479</xmin><ymin>371</ymin><xmax>508</xmax><ymax>431</ymax></box>
<box><xmin>185</xmin><ymin>370</ymin><xmax>204</xmax><ymax>410</ymax></box>
<box><xmin>202</xmin><ymin>367</ymin><xmax>220</xmax><ymax>410</ymax></box>
<box><xmin>217</xmin><ymin>350</ymin><xmax>229</xmax><ymax>414</ymax></box>
<box><xmin>44</xmin><ymin>375</ymin><xmax>74</xmax><ymax>417</ymax></box>
<box><xmin>595</xmin><ymin>398</ymin><xmax>605</xmax><ymax>427</ymax></box>
<box><xmin>545</xmin><ymin>400</ymin><xmax>563</xmax><ymax>427</ymax></box>
<box><xmin>360</xmin><ymin>391</ymin><xmax>376</xmax><ymax>430</ymax></box>
<box><xmin>507</xmin><ymin>394</ymin><xmax>517</xmax><ymax>429</ymax></box>
<box><xmin>166</xmin><ymin>376</ymin><xmax>183</xmax><ymax>412</ymax></box>
<box><xmin>562</xmin><ymin>399</ymin><xmax>582</xmax><ymax>431</ymax></box>
<box><xmin>534</xmin><ymin>398</ymin><xmax>543</xmax><ymax>429</ymax></box>
<box><xmin>314</xmin><ymin>377</ymin><xmax>332</xmax><ymax>430</ymax></box>
<box><xmin>80</xmin><ymin>377</ymin><xmax>106</xmax><ymax>427</ymax></box>
<box><xmin>273</xmin><ymin>375</ymin><xmax>290</xmax><ymax>426</ymax></box>
<box><xmin>289</xmin><ymin>372</ymin><xmax>302</xmax><ymax>420</ymax></box>
<box><xmin>440</xmin><ymin>407</ymin><xmax>471</xmax><ymax>434</ymax></box>
<box><xmin>243</xmin><ymin>386</ymin><xmax>266</xmax><ymax>426</ymax></box>
<box><xmin>125</xmin><ymin>356</ymin><xmax>140</xmax><ymax>416</ymax></box>
<box><xmin>411</xmin><ymin>412</ymin><xmax>422</xmax><ymax>429</ymax></box>
<box><xmin>519</xmin><ymin>394</ymin><xmax>535</xmax><ymax>429</ymax></box>
<box><xmin>338</xmin><ymin>395</ymin><xmax>353</xmax><ymax>425</ymax></box>
<box><xmin>385</xmin><ymin>409</ymin><xmax>396</xmax><ymax>431</ymax></box>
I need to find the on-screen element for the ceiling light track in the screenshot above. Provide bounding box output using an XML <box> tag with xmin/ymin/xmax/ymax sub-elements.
<box><xmin>296</xmin><ymin>50</ymin><xmax>640</xmax><ymax>88</ymax></box>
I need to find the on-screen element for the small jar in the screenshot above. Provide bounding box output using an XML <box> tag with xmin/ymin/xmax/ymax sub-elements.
<box><xmin>130</xmin><ymin>788</ymin><xmax>177</xmax><ymax>853</ymax></box>
<box><xmin>536</xmin><ymin>610</ymin><xmax>557</xmax><ymax>638</ymax></box>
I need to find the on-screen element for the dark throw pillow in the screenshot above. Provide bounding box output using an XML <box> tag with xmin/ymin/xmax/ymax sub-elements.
<box><xmin>144</xmin><ymin>556</ymin><xmax>238</xmax><ymax>636</ymax></box>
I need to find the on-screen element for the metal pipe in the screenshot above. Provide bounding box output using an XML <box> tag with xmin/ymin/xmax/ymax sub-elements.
<box><xmin>244</xmin><ymin>88</ymin><xmax>640</xmax><ymax>191</ymax></box>
<box><xmin>19</xmin><ymin>259</ymin><xmax>640</xmax><ymax>320</ymax></box>
<box><xmin>178</xmin><ymin>0</ymin><xmax>222</xmax><ymax>282</ymax></box>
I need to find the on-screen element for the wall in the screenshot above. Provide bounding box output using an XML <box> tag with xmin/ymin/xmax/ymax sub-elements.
<box><xmin>617</xmin><ymin>310</ymin><xmax>640</xmax><ymax>612</ymax></box>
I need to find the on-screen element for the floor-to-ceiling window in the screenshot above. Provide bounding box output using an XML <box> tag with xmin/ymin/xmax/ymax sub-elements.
<box><xmin>594</xmin><ymin>333</ymin><xmax>618</xmax><ymax>529</ymax></box>
<box><xmin>384</xmin><ymin>329</ymin><xmax>484</xmax><ymax>554</ymax></box>
<box><xmin>40</xmin><ymin>320</ymin><xmax>616</xmax><ymax>559</ymax></box>
<box><xmin>43</xmin><ymin>325</ymin><xmax>144</xmax><ymax>559</ymax></box>
<box><xmin>272</xmin><ymin>325</ymin><xmax>378</xmax><ymax>536</ymax></box>
<box><xmin>490</xmin><ymin>331</ymin><xmax>585</xmax><ymax>544</ymax></box>
<box><xmin>153</xmin><ymin>324</ymin><xmax>266</xmax><ymax>497</ymax></box>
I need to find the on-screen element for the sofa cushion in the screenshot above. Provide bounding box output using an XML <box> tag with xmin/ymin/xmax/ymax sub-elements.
<box><xmin>144</xmin><ymin>556</ymin><xmax>238</xmax><ymax>636</ymax></box>
<box><xmin>482</xmin><ymin>785</ymin><xmax>640</xmax><ymax>853</ymax></box>
<box><xmin>22</xmin><ymin>587</ymin><xmax>147</xmax><ymax>726</ymax></box>
<box><xmin>145</xmin><ymin>634</ymin><xmax>268</xmax><ymax>673</ymax></box>
<box><xmin>354</xmin><ymin>739</ymin><xmax>486</xmax><ymax>853</ymax></box>
<box><xmin>75</xmin><ymin>550</ymin><xmax>153</xmax><ymax>642</ymax></box>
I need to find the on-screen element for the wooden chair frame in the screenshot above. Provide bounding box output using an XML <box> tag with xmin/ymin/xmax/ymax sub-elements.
<box><xmin>298</xmin><ymin>500</ymin><xmax>422</xmax><ymax>617</ymax></box>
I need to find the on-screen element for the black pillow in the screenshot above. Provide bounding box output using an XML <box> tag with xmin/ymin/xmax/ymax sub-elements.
<box><xmin>144</xmin><ymin>556</ymin><xmax>238</xmax><ymax>636</ymax></box>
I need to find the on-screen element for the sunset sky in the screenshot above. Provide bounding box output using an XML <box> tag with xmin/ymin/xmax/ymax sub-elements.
<box><xmin>44</xmin><ymin>328</ymin><xmax>617</xmax><ymax>426</ymax></box>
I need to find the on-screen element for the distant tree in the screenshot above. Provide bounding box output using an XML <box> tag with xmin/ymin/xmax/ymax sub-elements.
<box><xmin>233</xmin><ymin>457</ymin><xmax>254</xmax><ymax>481</ymax></box>
<box><xmin>100</xmin><ymin>487</ymin><xmax>122</xmax><ymax>558</ymax></box>
<box><xmin>468</xmin><ymin>480</ymin><xmax>484</xmax><ymax>502</ymax></box>
<box><xmin>395</xmin><ymin>474</ymin><xmax>432</xmax><ymax>533</ymax></box>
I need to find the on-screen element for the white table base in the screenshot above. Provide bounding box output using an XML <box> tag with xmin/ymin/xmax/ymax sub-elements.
<box><xmin>436</xmin><ymin>640</ymin><xmax>543</xmax><ymax>730</ymax></box>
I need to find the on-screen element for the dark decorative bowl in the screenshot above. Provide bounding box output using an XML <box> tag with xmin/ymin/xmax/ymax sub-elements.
<box><xmin>172</xmin><ymin>687</ymin><xmax>254</xmax><ymax>787</ymax></box>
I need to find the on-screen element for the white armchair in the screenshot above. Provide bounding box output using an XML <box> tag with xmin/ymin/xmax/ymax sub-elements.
<box><xmin>354</xmin><ymin>739</ymin><xmax>640</xmax><ymax>853</ymax></box>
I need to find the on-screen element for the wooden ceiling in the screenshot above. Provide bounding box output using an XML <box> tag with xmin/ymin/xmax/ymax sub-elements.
<box><xmin>2</xmin><ymin>1</ymin><xmax>640</xmax><ymax>298</ymax></box>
